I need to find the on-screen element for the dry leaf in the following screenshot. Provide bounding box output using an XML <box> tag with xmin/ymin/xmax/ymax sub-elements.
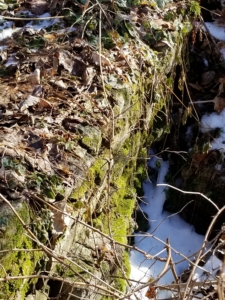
<box><xmin>201</xmin><ymin>71</ymin><xmax>215</xmax><ymax>86</ymax></box>
<box><xmin>52</xmin><ymin>201</ymin><xmax>71</xmax><ymax>240</ymax></box>
<box><xmin>145</xmin><ymin>285</ymin><xmax>157</xmax><ymax>299</ymax></box>
<box><xmin>0</xmin><ymin>49</ymin><xmax>7</xmax><ymax>62</ymax></box>
<box><xmin>189</xmin><ymin>82</ymin><xmax>203</xmax><ymax>91</ymax></box>
<box><xmin>32</xmin><ymin>85</ymin><xmax>43</xmax><ymax>97</ymax></box>
<box><xmin>19</xmin><ymin>95</ymin><xmax>40</xmax><ymax>112</ymax></box>
<box><xmin>23</xmin><ymin>0</ymin><xmax>48</xmax><ymax>15</ymax></box>
<box><xmin>92</xmin><ymin>52</ymin><xmax>112</xmax><ymax>67</ymax></box>
<box><xmin>56</xmin><ymin>50</ymin><xmax>75</xmax><ymax>73</ymax></box>
<box><xmin>151</xmin><ymin>19</ymin><xmax>175</xmax><ymax>30</ymax></box>
<box><xmin>38</xmin><ymin>98</ymin><xmax>52</xmax><ymax>110</ymax></box>
<box><xmin>50</xmin><ymin>79</ymin><xmax>67</xmax><ymax>89</ymax></box>
<box><xmin>192</xmin><ymin>153</ymin><xmax>208</xmax><ymax>168</ymax></box>
<box><xmin>29</xmin><ymin>68</ymin><xmax>41</xmax><ymax>85</ymax></box>
<box><xmin>218</xmin><ymin>81</ymin><xmax>225</xmax><ymax>94</ymax></box>
<box><xmin>53</xmin><ymin>55</ymin><xmax>59</xmax><ymax>73</ymax></box>
<box><xmin>213</xmin><ymin>96</ymin><xmax>225</xmax><ymax>113</ymax></box>
<box><xmin>81</xmin><ymin>67</ymin><xmax>96</xmax><ymax>86</ymax></box>
<box><xmin>72</xmin><ymin>59</ymin><xmax>87</xmax><ymax>77</ymax></box>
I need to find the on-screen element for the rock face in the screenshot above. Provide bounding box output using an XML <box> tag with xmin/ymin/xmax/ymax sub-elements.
<box><xmin>0</xmin><ymin>0</ymin><xmax>196</xmax><ymax>298</ymax></box>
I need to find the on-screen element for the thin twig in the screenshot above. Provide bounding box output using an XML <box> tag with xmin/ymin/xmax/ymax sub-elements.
<box><xmin>157</xmin><ymin>183</ymin><xmax>219</xmax><ymax>211</ymax></box>
<box><xmin>0</xmin><ymin>15</ymin><xmax>64</xmax><ymax>21</ymax></box>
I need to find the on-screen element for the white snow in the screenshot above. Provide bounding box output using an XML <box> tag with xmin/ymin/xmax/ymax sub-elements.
<box><xmin>0</xmin><ymin>20</ymin><xmax>14</xmax><ymax>30</ymax></box>
<box><xmin>204</xmin><ymin>22</ymin><xmax>225</xmax><ymax>42</ymax></box>
<box><xmin>0</xmin><ymin>28</ymin><xmax>16</xmax><ymax>41</ymax></box>
<box><xmin>5</xmin><ymin>54</ymin><xmax>18</xmax><ymax>67</ymax></box>
<box><xmin>130</xmin><ymin>157</ymin><xmax>205</xmax><ymax>299</ymax></box>
<box><xmin>204</xmin><ymin>22</ymin><xmax>225</xmax><ymax>59</ymax></box>
<box><xmin>25</xmin><ymin>13</ymin><xmax>60</xmax><ymax>31</ymax></box>
<box><xmin>201</xmin><ymin>109</ymin><xmax>225</xmax><ymax>152</ymax></box>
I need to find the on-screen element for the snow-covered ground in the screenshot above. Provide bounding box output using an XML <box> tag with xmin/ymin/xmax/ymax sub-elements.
<box><xmin>130</xmin><ymin>157</ymin><xmax>205</xmax><ymax>299</ymax></box>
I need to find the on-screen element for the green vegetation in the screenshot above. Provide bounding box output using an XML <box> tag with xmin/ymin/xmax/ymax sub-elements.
<box><xmin>0</xmin><ymin>201</ymin><xmax>42</xmax><ymax>298</ymax></box>
<box><xmin>189</xmin><ymin>0</ymin><xmax>201</xmax><ymax>17</ymax></box>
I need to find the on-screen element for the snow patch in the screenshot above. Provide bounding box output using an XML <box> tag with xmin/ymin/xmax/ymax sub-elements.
<box><xmin>130</xmin><ymin>160</ymin><xmax>205</xmax><ymax>299</ymax></box>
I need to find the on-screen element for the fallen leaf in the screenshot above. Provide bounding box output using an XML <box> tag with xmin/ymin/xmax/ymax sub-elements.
<box><xmin>213</xmin><ymin>96</ymin><xmax>225</xmax><ymax>113</ymax></box>
<box><xmin>145</xmin><ymin>285</ymin><xmax>157</xmax><ymax>299</ymax></box>
<box><xmin>19</xmin><ymin>95</ymin><xmax>40</xmax><ymax>112</ymax></box>
<box><xmin>201</xmin><ymin>71</ymin><xmax>215</xmax><ymax>86</ymax></box>
<box><xmin>92</xmin><ymin>52</ymin><xmax>112</xmax><ymax>67</ymax></box>
<box><xmin>38</xmin><ymin>98</ymin><xmax>52</xmax><ymax>110</ymax></box>
<box><xmin>192</xmin><ymin>153</ymin><xmax>208</xmax><ymax>168</ymax></box>
<box><xmin>151</xmin><ymin>19</ymin><xmax>175</xmax><ymax>30</ymax></box>
<box><xmin>50</xmin><ymin>79</ymin><xmax>68</xmax><ymax>89</ymax></box>
<box><xmin>32</xmin><ymin>85</ymin><xmax>43</xmax><ymax>97</ymax></box>
<box><xmin>81</xmin><ymin>67</ymin><xmax>96</xmax><ymax>86</ymax></box>
<box><xmin>52</xmin><ymin>201</ymin><xmax>71</xmax><ymax>240</ymax></box>
<box><xmin>0</xmin><ymin>48</ymin><xmax>7</xmax><ymax>62</ymax></box>
<box><xmin>189</xmin><ymin>82</ymin><xmax>203</xmax><ymax>91</ymax></box>
<box><xmin>29</xmin><ymin>68</ymin><xmax>41</xmax><ymax>85</ymax></box>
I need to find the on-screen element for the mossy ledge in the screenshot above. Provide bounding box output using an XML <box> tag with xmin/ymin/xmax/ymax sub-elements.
<box><xmin>0</xmin><ymin>0</ymin><xmax>196</xmax><ymax>298</ymax></box>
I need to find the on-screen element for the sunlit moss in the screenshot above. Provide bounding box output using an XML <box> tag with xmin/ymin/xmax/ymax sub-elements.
<box><xmin>0</xmin><ymin>201</ymin><xmax>43</xmax><ymax>299</ymax></box>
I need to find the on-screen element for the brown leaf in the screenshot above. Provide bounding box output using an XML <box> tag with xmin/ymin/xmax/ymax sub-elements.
<box><xmin>201</xmin><ymin>71</ymin><xmax>215</xmax><ymax>86</ymax></box>
<box><xmin>72</xmin><ymin>59</ymin><xmax>87</xmax><ymax>77</ymax></box>
<box><xmin>56</xmin><ymin>50</ymin><xmax>87</xmax><ymax>77</ymax></box>
<box><xmin>145</xmin><ymin>285</ymin><xmax>157</xmax><ymax>299</ymax></box>
<box><xmin>0</xmin><ymin>49</ymin><xmax>7</xmax><ymax>62</ymax></box>
<box><xmin>189</xmin><ymin>82</ymin><xmax>203</xmax><ymax>91</ymax></box>
<box><xmin>151</xmin><ymin>19</ymin><xmax>175</xmax><ymax>30</ymax></box>
<box><xmin>71</xmin><ymin>38</ymin><xmax>87</xmax><ymax>50</ymax></box>
<box><xmin>38</xmin><ymin>98</ymin><xmax>52</xmax><ymax>110</ymax></box>
<box><xmin>81</xmin><ymin>67</ymin><xmax>96</xmax><ymax>86</ymax></box>
<box><xmin>92</xmin><ymin>52</ymin><xmax>112</xmax><ymax>67</ymax></box>
<box><xmin>218</xmin><ymin>81</ymin><xmax>225</xmax><ymax>94</ymax></box>
<box><xmin>56</xmin><ymin>50</ymin><xmax>74</xmax><ymax>73</ymax></box>
<box><xmin>192</xmin><ymin>153</ymin><xmax>208</xmax><ymax>168</ymax></box>
<box><xmin>213</xmin><ymin>96</ymin><xmax>225</xmax><ymax>113</ymax></box>
<box><xmin>52</xmin><ymin>54</ymin><xmax>59</xmax><ymax>73</ymax></box>
<box><xmin>29</xmin><ymin>68</ymin><xmax>41</xmax><ymax>85</ymax></box>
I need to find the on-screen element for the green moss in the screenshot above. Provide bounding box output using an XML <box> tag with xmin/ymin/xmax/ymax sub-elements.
<box><xmin>0</xmin><ymin>201</ymin><xmax>43</xmax><ymax>299</ymax></box>
<box><xmin>114</xmin><ymin>251</ymin><xmax>131</xmax><ymax>292</ymax></box>
<box><xmin>189</xmin><ymin>1</ymin><xmax>201</xmax><ymax>17</ymax></box>
<box><xmin>70</xmin><ymin>181</ymin><xmax>89</xmax><ymax>201</ymax></box>
<box><xmin>92</xmin><ymin>218</ymin><xmax>103</xmax><ymax>230</ymax></box>
<box><xmin>70</xmin><ymin>155</ymin><xmax>109</xmax><ymax>202</ymax></box>
<box><xmin>81</xmin><ymin>126</ymin><xmax>102</xmax><ymax>154</ymax></box>
<box><xmin>88</xmin><ymin>157</ymin><xmax>108</xmax><ymax>184</ymax></box>
<box><xmin>55</xmin><ymin>258</ymin><xmax>97</xmax><ymax>281</ymax></box>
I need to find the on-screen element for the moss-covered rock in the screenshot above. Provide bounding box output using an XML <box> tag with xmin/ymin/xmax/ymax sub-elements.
<box><xmin>0</xmin><ymin>200</ymin><xmax>42</xmax><ymax>299</ymax></box>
